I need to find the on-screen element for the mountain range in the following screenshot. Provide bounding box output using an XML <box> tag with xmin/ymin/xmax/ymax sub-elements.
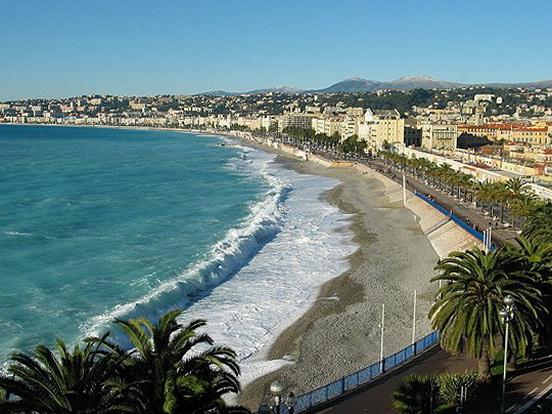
<box><xmin>197</xmin><ymin>75</ymin><xmax>552</xmax><ymax>95</ymax></box>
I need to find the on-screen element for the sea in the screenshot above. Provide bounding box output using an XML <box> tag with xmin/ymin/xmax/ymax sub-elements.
<box><xmin>0</xmin><ymin>124</ymin><xmax>355</xmax><ymax>383</ymax></box>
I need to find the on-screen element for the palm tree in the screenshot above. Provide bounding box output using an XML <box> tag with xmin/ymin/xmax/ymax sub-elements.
<box><xmin>509</xmin><ymin>194</ymin><xmax>537</xmax><ymax>230</ymax></box>
<box><xmin>503</xmin><ymin>236</ymin><xmax>552</xmax><ymax>348</ymax></box>
<box><xmin>505</xmin><ymin>177</ymin><xmax>530</xmax><ymax>197</ymax></box>
<box><xmin>392</xmin><ymin>374</ymin><xmax>438</xmax><ymax>414</ymax></box>
<box><xmin>93</xmin><ymin>310</ymin><xmax>249</xmax><ymax>414</ymax></box>
<box><xmin>429</xmin><ymin>247</ymin><xmax>545</xmax><ymax>381</ymax></box>
<box><xmin>0</xmin><ymin>387</ymin><xmax>9</xmax><ymax>407</ymax></box>
<box><xmin>437</xmin><ymin>163</ymin><xmax>455</xmax><ymax>194</ymax></box>
<box><xmin>523</xmin><ymin>200</ymin><xmax>552</xmax><ymax>239</ymax></box>
<box><xmin>457</xmin><ymin>173</ymin><xmax>474</xmax><ymax>201</ymax></box>
<box><xmin>473</xmin><ymin>181</ymin><xmax>496</xmax><ymax>214</ymax></box>
<box><xmin>0</xmin><ymin>334</ymin><xmax>125</xmax><ymax>413</ymax></box>
<box><xmin>491</xmin><ymin>183</ymin><xmax>511</xmax><ymax>223</ymax></box>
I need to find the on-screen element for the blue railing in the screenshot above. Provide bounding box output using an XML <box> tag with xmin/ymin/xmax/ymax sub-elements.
<box><xmin>414</xmin><ymin>192</ymin><xmax>486</xmax><ymax>242</ymax></box>
<box><xmin>283</xmin><ymin>331</ymin><xmax>440</xmax><ymax>413</ymax></box>
<box><xmin>257</xmin><ymin>191</ymin><xmax>486</xmax><ymax>413</ymax></box>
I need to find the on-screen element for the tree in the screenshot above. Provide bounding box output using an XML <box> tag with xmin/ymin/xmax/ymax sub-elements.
<box><xmin>505</xmin><ymin>177</ymin><xmax>530</xmax><ymax>197</ymax></box>
<box><xmin>0</xmin><ymin>335</ymin><xmax>125</xmax><ymax>413</ymax></box>
<box><xmin>93</xmin><ymin>310</ymin><xmax>249</xmax><ymax>414</ymax></box>
<box><xmin>503</xmin><ymin>236</ymin><xmax>552</xmax><ymax>348</ymax></box>
<box><xmin>429</xmin><ymin>248</ymin><xmax>545</xmax><ymax>381</ymax></box>
<box><xmin>523</xmin><ymin>200</ymin><xmax>552</xmax><ymax>239</ymax></box>
<box><xmin>392</xmin><ymin>374</ymin><xmax>438</xmax><ymax>414</ymax></box>
<box><xmin>0</xmin><ymin>311</ymin><xmax>250</xmax><ymax>414</ymax></box>
<box><xmin>436</xmin><ymin>371</ymin><xmax>481</xmax><ymax>408</ymax></box>
<box><xmin>509</xmin><ymin>194</ymin><xmax>537</xmax><ymax>230</ymax></box>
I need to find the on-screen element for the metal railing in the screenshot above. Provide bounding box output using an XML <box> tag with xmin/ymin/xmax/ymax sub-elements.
<box><xmin>257</xmin><ymin>178</ymin><xmax>494</xmax><ymax>413</ymax></box>
<box><xmin>414</xmin><ymin>192</ymin><xmax>486</xmax><ymax>242</ymax></box>
<box><xmin>284</xmin><ymin>331</ymin><xmax>440</xmax><ymax>413</ymax></box>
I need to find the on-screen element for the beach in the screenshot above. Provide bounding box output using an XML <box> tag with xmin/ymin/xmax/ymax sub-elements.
<box><xmin>236</xmin><ymin>141</ymin><xmax>482</xmax><ymax>409</ymax></box>
<box><xmin>0</xmin><ymin>124</ymin><xmax>479</xmax><ymax>410</ymax></box>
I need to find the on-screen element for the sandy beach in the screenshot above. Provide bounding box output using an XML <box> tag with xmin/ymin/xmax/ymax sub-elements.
<box><xmin>235</xmin><ymin>141</ymin><xmax>482</xmax><ymax>410</ymax></box>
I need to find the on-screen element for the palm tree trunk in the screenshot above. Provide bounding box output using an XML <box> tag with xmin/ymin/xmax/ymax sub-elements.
<box><xmin>507</xmin><ymin>352</ymin><xmax>517</xmax><ymax>372</ymax></box>
<box><xmin>478</xmin><ymin>344</ymin><xmax>492</xmax><ymax>382</ymax></box>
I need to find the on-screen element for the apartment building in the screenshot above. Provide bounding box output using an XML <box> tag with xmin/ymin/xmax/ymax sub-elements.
<box><xmin>421</xmin><ymin>123</ymin><xmax>457</xmax><ymax>150</ymax></box>
<box><xmin>363</xmin><ymin>109</ymin><xmax>404</xmax><ymax>151</ymax></box>
<box><xmin>510</xmin><ymin>126</ymin><xmax>550</xmax><ymax>146</ymax></box>
<box><xmin>278</xmin><ymin>113</ymin><xmax>316</xmax><ymax>132</ymax></box>
<box><xmin>311</xmin><ymin>116</ymin><xmax>340</xmax><ymax>137</ymax></box>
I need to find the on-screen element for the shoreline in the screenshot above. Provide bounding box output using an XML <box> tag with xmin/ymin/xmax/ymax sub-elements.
<box><xmin>3</xmin><ymin>124</ymin><xmax>482</xmax><ymax>408</ymax></box>
<box><xmin>229</xmin><ymin>135</ymin><xmax>483</xmax><ymax>409</ymax></box>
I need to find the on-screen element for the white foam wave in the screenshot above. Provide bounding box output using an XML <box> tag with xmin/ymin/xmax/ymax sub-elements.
<box><xmin>82</xmin><ymin>138</ymin><xmax>357</xmax><ymax>388</ymax></box>
<box><xmin>2</xmin><ymin>231</ymin><xmax>33</xmax><ymax>236</ymax></box>
<box><xmin>83</xmin><ymin>149</ymin><xmax>291</xmax><ymax>341</ymax></box>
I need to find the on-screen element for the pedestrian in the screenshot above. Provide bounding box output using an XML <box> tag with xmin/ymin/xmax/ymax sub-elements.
<box><xmin>466</xmin><ymin>218</ymin><xmax>470</xmax><ymax>225</ymax></box>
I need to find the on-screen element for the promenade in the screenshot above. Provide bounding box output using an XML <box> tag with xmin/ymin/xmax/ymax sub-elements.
<box><xmin>242</xmin><ymin>135</ymin><xmax>551</xmax><ymax>413</ymax></box>
<box><xmin>302</xmin><ymin>157</ymin><xmax>546</xmax><ymax>413</ymax></box>
<box><xmin>308</xmin><ymin>345</ymin><xmax>552</xmax><ymax>414</ymax></box>
<box><xmin>361</xmin><ymin>158</ymin><xmax>521</xmax><ymax>248</ymax></box>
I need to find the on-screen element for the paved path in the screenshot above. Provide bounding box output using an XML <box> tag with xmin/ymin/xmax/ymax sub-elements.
<box><xmin>362</xmin><ymin>159</ymin><xmax>520</xmax><ymax>248</ymax></box>
<box><xmin>309</xmin><ymin>347</ymin><xmax>476</xmax><ymax>414</ymax></box>
<box><xmin>471</xmin><ymin>355</ymin><xmax>552</xmax><ymax>413</ymax></box>
<box><xmin>300</xmin><ymin>157</ymin><xmax>548</xmax><ymax>413</ymax></box>
<box><xmin>305</xmin><ymin>347</ymin><xmax>552</xmax><ymax>414</ymax></box>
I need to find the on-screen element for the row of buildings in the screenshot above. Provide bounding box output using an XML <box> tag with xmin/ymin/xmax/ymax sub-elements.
<box><xmin>2</xmin><ymin>91</ymin><xmax>552</xmax><ymax>180</ymax></box>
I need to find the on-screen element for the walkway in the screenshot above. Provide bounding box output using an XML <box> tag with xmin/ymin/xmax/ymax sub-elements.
<box><xmin>302</xmin><ymin>157</ymin><xmax>547</xmax><ymax>413</ymax></box>
<box><xmin>309</xmin><ymin>347</ymin><xmax>475</xmax><ymax>413</ymax></box>
<box><xmin>363</xmin><ymin>159</ymin><xmax>520</xmax><ymax>247</ymax></box>
<box><xmin>307</xmin><ymin>346</ymin><xmax>552</xmax><ymax>413</ymax></box>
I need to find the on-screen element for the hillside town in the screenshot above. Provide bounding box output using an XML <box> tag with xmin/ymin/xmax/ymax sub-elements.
<box><xmin>2</xmin><ymin>86</ymin><xmax>552</xmax><ymax>189</ymax></box>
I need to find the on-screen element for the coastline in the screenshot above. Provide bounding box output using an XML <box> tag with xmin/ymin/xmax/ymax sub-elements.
<box><xmin>3</xmin><ymin>124</ymin><xmax>482</xmax><ymax>408</ymax></box>
<box><xmin>231</xmin><ymin>136</ymin><xmax>483</xmax><ymax>409</ymax></box>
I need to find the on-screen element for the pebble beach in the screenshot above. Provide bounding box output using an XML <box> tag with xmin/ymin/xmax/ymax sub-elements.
<box><xmin>236</xmin><ymin>143</ymin><xmax>481</xmax><ymax>409</ymax></box>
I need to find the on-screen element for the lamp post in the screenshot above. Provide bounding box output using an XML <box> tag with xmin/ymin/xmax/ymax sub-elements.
<box><xmin>380</xmin><ymin>303</ymin><xmax>385</xmax><ymax>372</ymax></box>
<box><xmin>499</xmin><ymin>295</ymin><xmax>515</xmax><ymax>414</ymax></box>
<box><xmin>412</xmin><ymin>290</ymin><xmax>417</xmax><ymax>354</ymax></box>
<box><xmin>259</xmin><ymin>381</ymin><xmax>297</xmax><ymax>414</ymax></box>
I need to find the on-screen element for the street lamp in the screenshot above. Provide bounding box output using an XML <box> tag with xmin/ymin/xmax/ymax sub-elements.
<box><xmin>259</xmin><ymin>381</ymin><xmax>297</xmax><ymax>414</ymax></box>
<box><xmin>379</xmin><ymin>303</ymin><xmax>385</xmax><ymax>372</ymax></box>
<box><xmin>499</xmin><ymin>295</ymin><xmax>515</xmax><ymax>414</ymax></box>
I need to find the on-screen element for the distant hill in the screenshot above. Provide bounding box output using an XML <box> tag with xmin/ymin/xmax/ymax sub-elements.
<box><xmin>378</xmin><ymin>75</ymin><xmax>466</xmax><ymax>90</ymax></box>
<box><xmin>310</xmin><ymin>78</ymin><xmax>382</xmax><ymax>93</ymax></box>
<box><xmin>196</xmin><ymin>75</ymin><xmax>552</xmax><ymax>95</ymax></box>
<box><xmin>484</xmin><ymin>79</ymin><xmax>552</xmax><ymax>89</ymax></box>
<box><xmin>197</xmin><ymin>86</ymin><xmax>304</xmax><ymax>96</ymax></box>
<box><xmin>196</xmin><ymin>90</ymin><xmax>239</xmax><ymax>96</ymax></box>
<box><xmin>245</xmin><ymin>86</ymin><xmax>304</xmax><ymax>94</ymax></box>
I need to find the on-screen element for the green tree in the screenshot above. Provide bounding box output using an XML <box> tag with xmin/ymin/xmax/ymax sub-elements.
<box><xmin>523</xmin><ymin>200</ymin><xmax>552</xmax><ymax>239</ymax></box>
<box><xmin>392</xmin><ymin>374</ymin><xmax>438</xmax><ymax>414</ymax></box>
<box><xmin>429</xmin><ymin>248</ymin><xmax>545</xmax><ymax>381</ymax></box>
<box><xmin>94</xmin><ymin>310</ymin><xmax>249</xmax><ymax>414</ymax></box>
<box><xmin>436</xmin><ymin>371</ymin><xmax>481</xmax><ymax>408</ymax></box>
<box><xmin>0</xmin><ymin>335</ymin><xmax>125</xmax><ymax>413</ymax></box>
<box><xmin>503</xmin><ymin>236</ymin><xmax>552</xmax><ymax>348</ymax></box>
<box><xmin>509</xmin><ymin>194</ymin><xmax>537</xmax><ymax>229</ymax></box>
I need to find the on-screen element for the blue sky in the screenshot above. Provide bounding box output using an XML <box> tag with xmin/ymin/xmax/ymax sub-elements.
<box><xmin>1</xmin><ymin>0</ymin><xmax>551</xmax><ymax>101</ymax></box>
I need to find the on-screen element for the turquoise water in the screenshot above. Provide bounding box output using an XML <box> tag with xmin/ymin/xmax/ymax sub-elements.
<box><xmin>0</xmin><ymin>125</ymin><xmax>265</xmax><ymax>361</ymax></box>
<box><xmin>0</xmin><ymin>125</ymin><xmax>357</xmax><ymax>385</ymax></box>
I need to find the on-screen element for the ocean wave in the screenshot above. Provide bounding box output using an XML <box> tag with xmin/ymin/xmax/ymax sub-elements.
<box><xmin>2</xmin><ymin>231</ymin><xmax>33</xmax><ymax>236</ymax></box>
<box><xmin>83</xmin><ymin>151</ymin><xmax>291</xmax><ymax>342</ymax></box>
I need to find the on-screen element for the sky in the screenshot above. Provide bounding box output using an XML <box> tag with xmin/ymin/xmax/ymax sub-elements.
<box><xmin>1</xmin><ymin>0</ymin><xmax>551</xmax><ymax>101</ymax></box>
